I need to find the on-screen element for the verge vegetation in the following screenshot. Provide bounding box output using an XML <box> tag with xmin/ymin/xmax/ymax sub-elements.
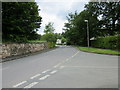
<box><xmin>77</xmin><ymin>46</ymin><xmax>120</xmax><ymax>55</ymax></box>
<box><xmin>28</xmin><ymin>40</ymin><xmax>47</xmax><ymax>43</ymax></box>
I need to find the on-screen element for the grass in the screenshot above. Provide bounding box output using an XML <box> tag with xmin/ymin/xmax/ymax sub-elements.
<box><xmin>77</xmin><ymin>46</ymin><xmax>120</xmax><ymax>55</ymax></box>
<box><xmin>28</xmin><ymin>40</ymin><xmax>47</xmax><ymax>43</ymax></box>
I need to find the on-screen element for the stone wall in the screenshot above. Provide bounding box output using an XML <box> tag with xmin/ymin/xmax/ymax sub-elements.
<box><xmin>1</xmin><ymin>42</ymin><xmax>49</xmax><ymax>59</ymax></box>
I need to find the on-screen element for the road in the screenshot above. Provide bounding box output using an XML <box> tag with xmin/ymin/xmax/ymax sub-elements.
<box><xmin>2</xmin><ymin>46</ymin><xmax>118</xmax><ymax>88</ymax></box>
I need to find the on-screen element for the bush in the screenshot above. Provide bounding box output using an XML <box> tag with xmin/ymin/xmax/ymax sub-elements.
<box><xmin>91</xmin><ymin>36</ymin><xmax>120</xmax><ymax>50</ymax></box>
<box><xmin>48</xmin><ymin>42</ymin><xmax>56</xmax><ymax>48</ymax></box>
<box><xmin>41</xmin><ymin>33</ymin><xmax>57</xmax><ymax>43</ymax></box>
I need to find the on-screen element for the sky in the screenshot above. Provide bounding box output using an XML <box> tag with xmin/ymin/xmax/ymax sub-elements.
<box><xmin>35</xmin><ymin>0</ymin><xmax>89</xmax><ymax>35</ymax></box>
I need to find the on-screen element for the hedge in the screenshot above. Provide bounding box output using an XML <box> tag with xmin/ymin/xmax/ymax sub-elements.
<box><xmin>91</xmin><ymin>36</ymin><xmax>120</xmax><ymax>50</ymax></box>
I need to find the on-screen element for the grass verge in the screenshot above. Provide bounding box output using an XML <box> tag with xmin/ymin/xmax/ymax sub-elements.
<box><xmin>77</xmin><ymin>46</ymin><xmax>120</xmax><ymax>55</ymax></box>
<box><xmin>28</xmin><ymin>40</ymin><xmax>47</xmax><ymax>43</ymax></box>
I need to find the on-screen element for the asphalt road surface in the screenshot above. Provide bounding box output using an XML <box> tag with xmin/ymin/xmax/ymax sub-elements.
<box><xmin>2</xmin><ymin>46</ymin><xmax>118</xmax><ymax>88</ymax></box>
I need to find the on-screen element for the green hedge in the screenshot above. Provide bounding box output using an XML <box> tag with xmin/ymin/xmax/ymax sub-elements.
<box><xmin>91</xmin><ymin>36</ymin><xmax>120</xmax><ymax>50</ymax></box>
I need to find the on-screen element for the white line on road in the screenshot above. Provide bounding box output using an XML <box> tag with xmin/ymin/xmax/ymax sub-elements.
<box><xmin>53</xmin><ymin>51</ymin><xmax>79</xmax><ymax>69</ymax></box>
<box><xmin>65</xmin><ymin>59</ymin><xmax>69</xmax><ymax>61</ymax></box>
<box><xmin>50</xmin><ymin>70</ymin><xmax>58</xmax><ymax>74</ymax></box>
<box><xmin>53</xmin><ymin>63</ymin><xmax>61</xmax><ymax>68</ymax></box>
<box><xmin>42</xmin><ymin>69</ymin><xmax>50</xmax><ymax>74</ymax></box>
<box><xmin>13</xmin><ymin>81</ymin><xmax>27</xmax><ymax>88</ymax></box>
<box><xmin>30</xmin><ymin>74</ymin><xmax>41</xmax><ymax>79</ymax></box>
<box><xmin>59</xmin><ymin>66</ymin><xmax>64</xmax><ymax>69</ymax></box>
<box><xmin>24</xmin><ymin>82</ymin><xmax>38</xmax><ymax>88</ymax></box>
<box><xmin>71</xmin><ymin>51</ymin><xmax>79</xmax><ymax>58</ymax></box>
<box><xmin>64</xmin><ymin>51</ymin><xmax>80</xmax><ymax>62</ymax></box>
<box><xmin>39</xmin><ymin>75</ymin><xmax>50</xmax><ymax>80</ymax></box>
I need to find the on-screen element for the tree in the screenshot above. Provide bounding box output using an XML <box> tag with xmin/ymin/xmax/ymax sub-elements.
<box><xmin>42</xmin><ymin>33</ymin><xmax>57</xmax><ymax>43</ymax></box>
<box><xmin>64</xmin><ymin>2</ymin><xmax>120</xmax><ymax>46</ymax></box>
<box><xmin>2</xmin><ymin>2</ymin><xmax>42</xmax><ymax>42</ymax></box>
<box><xmin>63</xmin><ymin>10</ymin><xmax>99</xmax><ymax>46</ymax></box>
<box><xmin>85</xmin><ymin>2</ymin><xmax>120</xmax><ymax>35</ymax></box>
<box><xmin>44</xmin><ymin>22</ymin><xmax>55</xmax><ymax>34</ymax></box>
<box><xmin>41</xmin><ymin>22</ymin><xmax>57</xmax><ymax>43</ymax></box>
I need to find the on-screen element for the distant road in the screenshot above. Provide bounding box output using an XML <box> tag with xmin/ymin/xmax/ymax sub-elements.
<box><xmin>2</xmin><ymin>46</ymin><xmax>118</xmax><ymax>88</ymax></box>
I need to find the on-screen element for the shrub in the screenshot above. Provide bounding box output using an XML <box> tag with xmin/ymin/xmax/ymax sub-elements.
<box><xmin>48</xmin><ymin>42</ymin><xmax>56</xmax><ymax>48</ymax></box>
<box><xmin>91</xmin><ymin>36</ymin><xmax>119</xmax><ymax>50</ymax></box>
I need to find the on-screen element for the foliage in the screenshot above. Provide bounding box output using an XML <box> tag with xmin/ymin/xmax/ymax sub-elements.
<box><xmin>44</xmin><ymin>22</ymin><xmax>55</xmax><ymax>34</ymax></box>
<box><xmin>41</xmin><ymin>33</ymin><xmax>57</xmax><ymax>43</ymax></box>
<box><xmin>28</xmin><ymin>40</ymin><xmax>46</xmax><ymax>43</ymax></box>
<box><xmin>63</xmin><ymin>2</ymin><xmax>120</xmax><ymax>47</ymax></box>
<box><xmin>63</xmin><ymin>10</ymin><xmax>98</xmax><ymax>46</ymax></box>
<box><xmin>41</xmin><ymin>33</ymin><xmax>58</xmax><ymax>48</ymax></box>
<box><xmin>85</xmin><ymin>2</ymin><xmax>120</xmax><ymax>35</ymax></box>
<box><xmin>2</xmin><ymin>2</ymin><xmax>42</xmax><ymax>43</ymax></box>
<box><xmin>77</xmin><ymin>46</ymin><xmax>120</xmax><ymax>55</ymax></box>
<box><xmin>42</xmin><ymin>22</ymin><xmax>59</xmax><ymax>48</ymax></box>
<box><xmin>28</xmin><ymin>33</ymin><xmax>41</xmax><ymax>40</ymax></box>
<box><xmin>48</xmin><ymin>42</ymin><xmax>56</xmax><ymax>48</ymax></box>
<box><xmin>91</xmin><ymin>36</ymin><xmax>120</xmax><ymax>50</ymax></box>
<box><xmin>61</xmin><ymin>37</ymin><xmax>67</xmax><ymax>43</ymax></box>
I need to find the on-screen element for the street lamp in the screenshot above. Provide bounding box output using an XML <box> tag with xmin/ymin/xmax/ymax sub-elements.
<box><xmin>84</xmin><ymin>20</ymin><xmax>89</xmax><ymax>47</ymax></box>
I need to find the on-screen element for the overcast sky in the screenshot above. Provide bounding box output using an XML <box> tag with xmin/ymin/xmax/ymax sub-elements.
<box><xmin>35</xmin><ymin>0</ymin><xmax>89</xmax><ymax>35</ymax></box>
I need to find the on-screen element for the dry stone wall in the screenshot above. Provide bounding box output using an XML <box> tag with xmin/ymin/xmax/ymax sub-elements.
<box><xmin>1</xmin><ymin>42</ymin><xmax>49</xmax><ymax>59</ymax></box>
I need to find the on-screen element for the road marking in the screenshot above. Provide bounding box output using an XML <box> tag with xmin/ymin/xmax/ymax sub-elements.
<box><xmin>59</xmin><ymin>66</ymin><xmax>64</xmax><ymax>69</ymax></box>
<box><xmin>53</xmin><ymin>63</ymin><xmax>61</xmax><ymax>68</ymax></box>
<box><xmin>39</xmin><ymin>75</ymin><xmax>50</xmax><ymax>80</ymax></box>
<box><xmin>30</xmin><ymin>74</ymin><xmax>41</xmax><ymax>79</ymax></box>
<box><xmin>65</xmin><ymin>59</ymin><xmax>69</xmax><ymax>61</ymax></box>
<box><xmin>42</xmin><ymin>69</ymin><xmax>50</xmax><ymax>74</ymax></box>
<box><xmin>71</xmin><ymin>51</ymin><xmax>79</xmax><ymax>58</ymax></box>
<box><xmin>24</xmin><ymin>82</ymin><xmax>38</xmax><ymax>88</ymax></box>
<box><xmin>50</xmin><ymin>70</ymin><xmax>58</xmax><ymax>74</ymax></box>
<box><xmin>13</xmin><ymin>81</ymin><xmax>27</xmax><ymax>88</ymax></box>
<box><xmin>53</xmin><ymin>51</ymin><xmax>79</xmax><ymax>69</ymax></box>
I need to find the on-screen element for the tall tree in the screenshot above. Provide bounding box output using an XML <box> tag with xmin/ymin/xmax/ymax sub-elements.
<box><xmin>44</xmin><ymin>22</ymin><xmax>55</xmax><ymax>34</ymax></box>
<box><xmin>85</xmin><ymin>2</ymin><xmax>120</xmax><ymax>35</ymax></box>
<box><xmin>63</xmin><ymin>10</ymin><xmax>98</xmax><ymax>46</ymax></box>
<box><xmin>2</xmin><ymin>2</ymin><xmax>42</xmax><ymax>42</ymax></box>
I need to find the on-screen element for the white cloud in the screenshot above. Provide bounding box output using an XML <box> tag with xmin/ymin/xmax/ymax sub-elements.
<box><xmin>36</xmin><ymin>1</ymin><xmax>88</xmax><ymax>35</ymax></box>
<box><xmin>40</xmin><ymin>12</ymin><xmax>65</xmax><ymax>34</ymax></box>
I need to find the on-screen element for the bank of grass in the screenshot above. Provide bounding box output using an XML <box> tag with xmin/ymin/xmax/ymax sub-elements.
<box><xmin>77</xmin><ymin>46</ymin><xmax>120</xmax><ymax>55</ymax></box>
<box><xmin>28</xmin><ymin>40</ymin><xmax>47</xmax><ymax>43</ymax></box>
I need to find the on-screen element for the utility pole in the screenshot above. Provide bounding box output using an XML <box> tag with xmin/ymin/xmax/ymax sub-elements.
<box><xmin>84</xmin><ymin>20</ymin><xmax>89</xmax><ymax>47</ymax></box>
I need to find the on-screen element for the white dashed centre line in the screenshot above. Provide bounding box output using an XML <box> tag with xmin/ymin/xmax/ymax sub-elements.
<box><xmin>30</xmin><ymin>74</ymin><xmax>41</xmax><ymax>79</ymax></box>
<box><xmin>42</xmin><ymin>69</ymin><xmax>50</xmax><ymax>74</ymax></box>
<box><xmin>53</xmin><ymin>63</ymin><xmax>61</xmax><ymax>68</ymax></box>
<box><xmin>59</xmin><ymin>66</ymin><xmax>64</xmax><ymax>69</ymax></box>
<box><xmin>13</xmin><ymin>81</ymin><xmax>27</xmax><ymax>88</ymax></box>
<box><xmin>65</xmin><ymin>59</ymin><xmax>69</xmax><ymax>61</ymax></box>
<box><xmin>24</xmin><ymin>82</ymin><xmax>38</xmax><ymax>88</ymax></box>
<box><xmin>50</xmin><ymin>70</ymin><xmax>58</xmax><ymax>74</ymax></box>
<box><xmin>71</xmin><ymin>51</ymin><xmax>79</xmax><ymax>58</ymax></box>
<box><xmin>39</xmin><ymin>75</ymin><xmax>50</xmax><ymax>80</ymax></box>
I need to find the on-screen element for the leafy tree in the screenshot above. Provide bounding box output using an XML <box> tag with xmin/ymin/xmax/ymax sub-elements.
<box><xmin>85</xmin><ymin>2</ymin><xmax>120</xmax><ymax>35</ymax></box>
<box><xmin>44</xmin><ymin>22</ymin><xmax>55</xmax><ymax>34</ymax></box>
<box><xmin>42</xmin><ymin>33</ymin><xmax>57</xmax><ymax>43</ymax></box>
<box><xmin>61</xmin><ymin>37</ymin><xmax>67</xmax><ymax>44</ymax></box>
<box><xmin>64</xmin><ymin>2</ymin><xmax>120</xmax><ymax>46</ymax></box>
<box><xmin>63</xmin><ymin>10</ymin><xmax>98</xmax><ymax>46</ymax></box>
<box><xmin>2</xmin><ymin>2</ymin><xmax>42</xmax><ymax>42</ymax></box>
<box><xmin>41</xmin><ymin>22</ymin><xmax>57</xmax><ymax>44</ymax></box>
